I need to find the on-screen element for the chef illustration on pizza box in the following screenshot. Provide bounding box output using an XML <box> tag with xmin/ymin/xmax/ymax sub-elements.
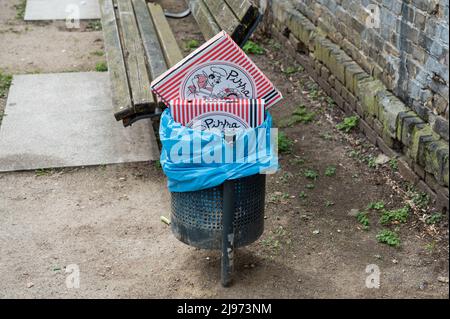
<box><xmin>185</xmin><ymin>62</ymin><xmax>254</xmax><ymax>100</ymax></box>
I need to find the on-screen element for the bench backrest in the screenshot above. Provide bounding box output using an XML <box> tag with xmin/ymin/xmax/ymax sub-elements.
<box><xmin>190</xmin><ymin>0</ymin><xmax>261</xmax><ymax>47</ymax></box>
<box><xmin>100</xmin><ymin>0</ymin><xmax>183</xmax><ymax>126</ymax></box>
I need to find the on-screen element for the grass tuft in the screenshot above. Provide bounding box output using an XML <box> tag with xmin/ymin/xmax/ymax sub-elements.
<box><xmin>356</xmin><ymin>212</ymin><xmax>370</xmax><ymax>230</ymax></box>
<box><xmin>304</xmin><ymin>169</ymin><xmax>318</xmax><ymax>180</ymax></box>
<box><xmin>243</xmin><ymin>40</ymin><xmax>264</xmax><ymax>55</ymax></box>
<box><xmin>324</xmin><ymin>165</ymin><xmax>336</xmax><ymax>177</ymax></box>
<box><xmin>376</xmin><ymin>229</ymin><xmax>400</xmax><ymax>247</ymax></box>
<box><xmin>0</xmin><ymin>70</ymin><xmax>13</xmax><ymax>98</ymax></box>
<box><xmin>95</xmin><ymin>61</ymin><xmax>108</xmax><ymax>72</ymax></box>
<box><xmin>277</xmin><ymin>132</ymin><xmax>293</xmax><ymax>154</ymax></box>
<box><xmin>15</xmin><ymin>0</ymin><xmax>26</xmax><ymax>20</ymax></box>
<box><xmin>185</xmin><ymin>39</ymin><xmax>200</xmax><ymax>50</ymax></box>
<box><xmin>336</xmin><ymin>116</ymin><xmax>359</xmax><ymax>133</ymax></box>
<box><xmin>87</xmin><ymin>20</ymin><xmax>102</xmax><ymax>31</ymax></box>
<box><xmin>379</xmin><ymin>206</ymin><xmax>409</xmax><ymax>225</ymax></box>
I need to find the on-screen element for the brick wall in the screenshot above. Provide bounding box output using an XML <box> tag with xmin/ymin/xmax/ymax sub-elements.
<box><xmin>268</xmin><ymin>0</ymin><xmax>449</xmax><ymax>211</ymax></box>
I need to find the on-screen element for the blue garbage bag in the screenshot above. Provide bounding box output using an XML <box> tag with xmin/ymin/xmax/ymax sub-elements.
<box><xmin>159</xmin><ymin>108</ymin><xmax>278</xmax><ymax>192</ymax></box>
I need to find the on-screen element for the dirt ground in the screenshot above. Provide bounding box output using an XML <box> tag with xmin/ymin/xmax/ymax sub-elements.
<box><xmin>0</xmin><ymin>0</ymin><xmax>448</xmax><ymax>298</ymax></box>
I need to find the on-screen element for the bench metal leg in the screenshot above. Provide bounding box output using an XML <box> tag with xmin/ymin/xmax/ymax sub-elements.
<box><xmin>164</xmin><ymin>8</ymin><xmax>191</xmax><ymax>19</ymax></box>
<box><xmin>221</xmin><ymin>179</ymin><xmax>235</xmax><ymax>287</ymax></box>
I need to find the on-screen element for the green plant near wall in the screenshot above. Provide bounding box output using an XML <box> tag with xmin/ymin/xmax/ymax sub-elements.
<box><xmin>336</xmin><ymin>116</ymin><xmax>359</xmax><ymax>133</ymax></box>
<box><xmin>243</xmin><ymin>40</ymin><xmax>264</xmax><ymax>55</ymax></box>
<box><xmin>379</xmin><ymin>206</ymin><xmax>409</xmax><ymax>225</ymax></box>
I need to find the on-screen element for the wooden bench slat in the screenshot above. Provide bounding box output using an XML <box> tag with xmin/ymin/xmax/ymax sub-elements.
<box><xmin>99</xmin><ymin>0</ymin><xmax>133</xmax><ymax>120</ymax></box>
<box><xmin>203</xmin><ymin>0</ymin><xmax>241</xmax><ymax>36</ymax></box>
<box><xmin>224</xmin><ymin>0</ymin><xmax>260</xmax><ymax>28</ymax></box>
<box><xmin>224</xmin><ymin>0</ymin><xmax>251</xmax><ymax>20</ymax></box>
<box><xmin>132</xmin><ymin>0</ymin><xmax>168</xmax><ymax>80</ymax></box>
<box><xmin>202</xmin><ymin>0</ymin><xmax>249</xmax><ymax>44</ymax></box>
<box><xmin>148</xmin><ymin>3</ymin><xmax>184</xmax><ymax>68</ymax></box>
<box><xmin>116</xmin><ymin>0</ymin><xmax>153</xmax><ymax>109</ymax></box>
<box><xmin>190</xmin><ymin>0</ymin><xmax>221</xmax><ymax>40</ymax></box>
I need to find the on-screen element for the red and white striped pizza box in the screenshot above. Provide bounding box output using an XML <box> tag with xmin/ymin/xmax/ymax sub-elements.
<box><xmin>151</xmin><ymin>31</ymin><xmax>282</xmax><ymax>109</ymax></box>
<box><xmin>169</xmin><ymin>99</ymin><xmax>265</xmax><ymax>130</ymax></box>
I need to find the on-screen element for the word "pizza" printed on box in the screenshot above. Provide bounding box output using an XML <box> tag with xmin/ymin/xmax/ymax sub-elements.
<box><xmin>170</xmin><ymin>99</ymin><xmax>265</xmax><ymax>131</ymax></box>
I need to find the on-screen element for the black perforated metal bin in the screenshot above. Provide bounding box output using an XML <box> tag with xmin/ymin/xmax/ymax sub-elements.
<box><xmin>170</xmin><ymin>174</ymin><xmax>266</xmax><ymax>249</ymax></box>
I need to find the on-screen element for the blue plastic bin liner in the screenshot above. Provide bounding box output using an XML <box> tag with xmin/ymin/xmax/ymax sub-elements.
<box><xmin>159</xmin><ymin>108</ymin><xmax>278</xmax><ymax>192</ymax></box>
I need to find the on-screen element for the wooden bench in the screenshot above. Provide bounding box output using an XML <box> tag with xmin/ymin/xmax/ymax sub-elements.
<box><xmin>100</xmin><ymin>0</ymin><xmax>183</xmax><ymax>126</ymax></box>
<box><xmin>100</xmin><ymin>0</ymin><xmax>261</xmax><ymax>127</ymax></box>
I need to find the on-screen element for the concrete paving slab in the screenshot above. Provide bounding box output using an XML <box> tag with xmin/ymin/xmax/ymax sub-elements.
<box><xmin>0</xmin><ymin>72</ymin><xmax>159</xmax><ymax>172</ymax></box>
<box><xmin>24</xmin><ymin>0</ymin><xmax>100</xmax><ymax>21</ymax></box>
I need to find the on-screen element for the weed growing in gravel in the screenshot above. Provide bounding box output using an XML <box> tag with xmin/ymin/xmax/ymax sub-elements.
<box><xmin>95</xmin><ymin>61</ymin><xmax>108</xmax><ymax>72</ymax></box>
<box><xmin>336</xmin><ymin>116</ymin><xmax>359</xmax><ymax>133</ymax></box>
<box><xmin>324</xmin><ymin>165</ymin><xmax>336</xmax><ymax>177</ymax></box>
<box><xmin>367</xmin><ymin>201</ymin><xmax>385</xmax><ymax>210</ymax></box>
<box><xmin>379</xmin><ymin>206</ymin><xmax>409</xmax><ymax>225</ymax></box>
<box><xmin>87</xmin><ymin>20</ymin><xmax>102</xmax><ymax>31</ymax></box>
<box><xmin>325</xmin><ymin>200</ymin><xmax>335</xmax><ymax>207</ymax></box>
<box><xmin>35</xmin><ymin>168</ymin><xmax>53</xmax><ymax>176</ymax></box>
<box><xmin>282</xmin><ymin>65</ymin><xmax>303</xmax><ymax>75</ymax></box>
<box><xmin>425</xmin><ymin>241</ymin><xmax>436</xmax><ymax>253</ymax></box>
<box><xmin>261</xmin><ymin>226</ymin><xmax>291</xmax><ymax>254</ymax></box>
<box><xmin>320</xmin><ymin>132</ymin><xmax>333</xmax><ymax>140</ymax></box>
<box><xmin>305</xmin><ymin>183</ymin><xmax>315</xmax><ymax>189</ymax></box>
<box><xmin>290</xmin><ymin>157</ymin><xmax>305</xmax><ymax>165</ymax></box>
<box><xmin>0</xmin><ymin>70</ymin><xmax>13</xmax><ymax>98</ymax></box>
<box><xmin>412</xmin><ymin>191</ymin><xmax>430</xmax><ymax>210</ymax></box>
<box><xmin>326</xmin><ymin>97</ymin><xmax>335</xmax><ymax>107</ymax></box>
<box><xmin>278</xmin><ymin>132</ymin><xmax>293</xmax><ymax>154</ymax></box>
<box><xmin>243</xmin><ymin>40</ymin><xmax>264</xmax><ymax>55</ymax></box>
<box><xmin>288</xmin><ymin>105</ymin><xmax>315</xmax><ymax>125</ymax></box>
<box><xmin>268</xmin><ymin>39</ymin><xmax>281</xmax><ymax>51</ymax></box>
<box><xmin>376</xmin><ymin>229</ymin><xmax>400</xmax><ymax>247</ymax></box>
<box><xmin>299</xmin><ymin>191</ymin><xmax>307</xmax><ymax>199</ymax></box>
<box><xmin>426</xmin><ymin>212</ymin><xmax>442</xmax><ymax>225</ymax></box>
<box><xmin>15</xmin><ymin>0</ymin><xmax>26</xmax><ymax>20</ymax></box>
<box><xmin>366</xmin><ymin>155</ymin><xmax>377</xmax><ymax>169</ymax></box>
<box><xmin>389</xmin><ymin>158</ymin><xmax>398</xmax><ymax>171</ymax></box>
<box><xmin>279</xmin><ymin>172</ymin><xmax>291</xmax><ymax>184</ymax></box>
<box><xmin>90</xmin><ymin>50</ymin><xmax>104</xmax><ymax>56</ymax></box>
<box><xmin>356</xmin><ymin>212</ymin><xmax>370</xmax><ymax>230</ymax></box>
<box><xmin>308</xmin><ymin>87</ymin><xmax>320</xmax><ymax>100</ymax></box>
<box><xmin>185</xmin><ymin>39</ymin><xmax>200</xmax><ymax>50</ymax></box>
<box><xmin>348</xmin><ymin>150</ymin><xmax>361</xmax><ymax>159</ymax></box>
<box><xmin>304</xmin><ymin>169</ymin><xmax>318</xmax><ymax>180</ymax></box>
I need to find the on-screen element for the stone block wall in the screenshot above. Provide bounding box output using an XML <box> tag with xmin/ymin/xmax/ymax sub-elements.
<box><xmin>268</xmin><ymin>0</ymin><xmax>449</xmax><ymax>211</ymax></box>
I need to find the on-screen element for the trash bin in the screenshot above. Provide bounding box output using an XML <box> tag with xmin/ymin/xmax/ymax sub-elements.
<box><xmin>171</xmin><ymin>173</ymin><xmax>266</xmax><ymax>250</ymax></box>
<box><xmin>159</xmin><ymin>107</ymin><xmax>277</xmax><ymax>286</ymax></box>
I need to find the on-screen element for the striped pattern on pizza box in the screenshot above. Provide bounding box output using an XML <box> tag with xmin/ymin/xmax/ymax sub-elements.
<box><xmin>169</xmin><ymin>99</ymin><xmax>265</xmax><ymax>129</ymax></box>
<box><xmin>151</xmin><ymin>31</ymin><xmax>282</xmax><ymax>109</ymax></box>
